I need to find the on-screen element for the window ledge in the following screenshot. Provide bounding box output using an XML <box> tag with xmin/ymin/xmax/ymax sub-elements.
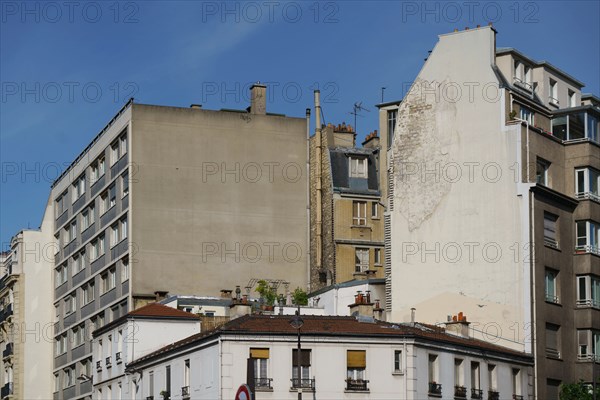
<box><xmin>345</xmin><ymin>390</ymin><xmax>370</xmax><ymax>393</ymax></box>
<box><xmin>392</xmin><ymin>370</ymin><xmax>405</xmax><ymax>375</ymax></box>
<box><xmin>255</xmin><ymin>388</ymin><xmax>273</xmax><ymax>392</ymax></box>
<box><xmin>351</xmin><ymin>225</ymin><xmax>372</xmax><ymax>230</ymax></box>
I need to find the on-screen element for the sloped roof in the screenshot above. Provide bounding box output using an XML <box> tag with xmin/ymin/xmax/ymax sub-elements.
<box><xmin>329</xmin><ymin>148</ymin><xmax>380</xmax><ymax>196</ymax></box>
<box><xmin>127</xmin><ymin>315</ymin><xmax>532</xmax><ymax>368</ymax></box>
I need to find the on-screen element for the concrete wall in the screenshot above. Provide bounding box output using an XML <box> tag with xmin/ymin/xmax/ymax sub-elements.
<box><xmin>389</xmin><ymin>27</ymin><xmax>529</xmax><ymax>352</ymax></box>
<box><xmin>130</xmin><ymin>104</ymin><xmax>309</xmax><ymax>299</ymax></box>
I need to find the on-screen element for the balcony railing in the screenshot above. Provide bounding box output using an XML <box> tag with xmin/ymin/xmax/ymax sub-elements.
<box><xmin>254</xmin><ymin>378</ymin><xmax>273</xmax><ymax>390</ymax></box>
<box><xmin>576</xmin><ymin>299</ymin><xmax>600</xmax><ymax>309</ymax></box>
<box><xmin>1</xmin><ymin>382</ymin><xmax>13</xmax><ymax>399</ymax></box>
<box><xmin>576</xmin><ymin>245</ymin><xmax>600</xmax><ymax>256</ymax></box>
<box><xmin>181</xmin><ymin>386</ymin><xmax>190</xmax><ymax>398</ymax></box>
<box><xmin>513</xmin><ymin>395</ymin><xmax>524</xmax><ymax>400</ymax></box>
<box><xmin>290</xmin><ymin>378</ymin><xmax>315</xmax><ymax>390</ymax></box>
<box><xmin>116</xmin><ymin>352</ymin><xmax>122</xmax><ymax>363</ymax></box>
<box><xmin>146</xmin><ymin>397</ymin><xmax>154</xmax><ymax>400</ymax></box>
<box><xmin>513</xmin><ymin>76</ymin><xmax>533</xmax><ymax>92</ymax></box>
<box><xmin>346</xmin><ymin>379</ymin><xmax>369</xmax><ymax>391</ymax></box>
<box><xmin>488</xmin><ymin>390</ymin><xmax>500</xmax><ymax>400</ymax></box>
<box><xmin>578</xmin><ymin>353</ymin><xmax>600</xmax><ymax>362</ymax></box>
<box><xmin>576</xmin><ymin>191</ymin><xmax>600</xmax><ymax>203</ymax></box>
<box><xmin>454</xmin><ymin>385</ymin><xmax>467</xmax><ymax>398</ymax></box>
<box><xmin>546</xmin><ymin>348</ymin><xmax>561</xmax><ymax>358</ymax></box>
<box><xmin>544</xmin><ymin>238</ymin><xmax>559</xmax><ymax>249</ymax></box>
<box><xmin>428</xmin><ymin>382</ymin><xmax>442</xmax><ymax>396</ymax></box>
<box><xmin>471</xmin><ymin>388</ymin><xmax>483</xmax><ymax>399</ymax></box>
<box><xmin>106</xmin><ymin>356</ymin><xmax>112</xmax><ymax>368</ymax></box>
<box><xmin>549</xmin><ymin>96</ymin><xmax>560</xmax><ymax>106</ymax></box>
<box><xmin>96</xmin><ymin>360</ymin><xmax>102</xmax><ymax>371</ymax></box>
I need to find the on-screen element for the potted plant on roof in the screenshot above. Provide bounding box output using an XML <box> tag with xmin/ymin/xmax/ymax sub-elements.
<box><xmin>256</xmin><ymin>280</ymin><xmax>277</xmax><ymax>311</ymax></box>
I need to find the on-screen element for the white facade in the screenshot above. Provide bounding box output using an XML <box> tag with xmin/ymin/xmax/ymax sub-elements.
<box><xmin>92</xmin><ymin>307</ymin><xmax>201</xmax><ymax>400</ymax></box>
<box><xmin>125</xmin><ymin>315</ymin><xmax>533</xmax><ymax>400</ymax></box>
<box><xmin>309</xmin><ymin>279</ymin><xmax>386</xmax><ymax>316</ymax></box>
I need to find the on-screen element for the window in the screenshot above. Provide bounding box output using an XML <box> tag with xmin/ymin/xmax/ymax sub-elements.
<box><xmin>72</xmin><ymin>174</ymin><xmax>86</xmax><ymax>203</ymax></box>
<box><xmin>577</xmin><ymin>275</ymin><xmax>600</xmax><ymax>308</ymax></box>
<box><xmin>353</xmin><ymin>201</ymin><xmax>367</xmax><ymax>226</ymax></box>
<box><xmin>63</xmin><ymin>367</ymin><xmax>75</xmax><ymax>388</ymax></box>
<box><xmin>55</xmin><ymin>264</ymin><xmax>68</xmax><ymax>287</ymax></box>
<box><xmin>545</xmin><ymin>323</ymin><xmax>561</xmax><ymax>358</ymax></box>
<box><xmin>82</xmin><ymin>206</ymin><xmax>95</xmax><ymax>230</ymax></box>
<box><xmin>149</xmin><ymin>371</ymin><xmax>154</xmax><ymax>398</ymax></box>
<box><xmin>122</xmin><ymin>171</ymin><xmax>129</xmax><ymax>198</ymax></box>
<box><xmin>100</xmin><ymin>191</ymin><xmax>109</xmax><ymax>214</ymax></box>
<box><xmin>121</xmin><ymin>218</ymin><xmax>128</xmax><ymax>240</ymax></box>
<box><xmin>471</xmin><ymin>362</ymin><xmax>481</xmax><ymax>395</ymax></box>
<box><xmin>576</xmin><ymin>167</ymin><xmax>600</xmax><ymax>201</ymax></box>
<box><xmin>250</xmin><ymin>348</ymin><xmax>270</xmax><ymax>389</ymax></box>
<box><xmin>81</xmin><ymin>281</ymin><xmax>95</xmax><ymax>306</ymax></box>
<box><xmin>56</xmin><ymin>334</ymin><xmax>67</xmax><ymax>355</ymax></box>
<box><xmin>69</xmin><ymin>220</ymin><xmax>77</xmax><ymax>242</ymax></box>
<box><xmin>393</xmin><ymin>350</ymin><xmax>403</xmax><ymax>373</ymax></box>
<box><xmin>109</xmin><ymin>184</ymin><xmax>117</xmax><ymax>208</ymax></box>
<box><xmin>514</xmin><ymin>60</ymin><xmax>522</xmax><ymax>80</ymax></box>
<box><xmin>349</xmin><ymin>157</ymin><xmax>368</xmax><ymax>178</ymax></box>
<box><xmin>120</xmin><ymin>134</ymin><xmax>128</xmax><ymax>155</ymax></box>
<box><xmin>374</xmin><ymin>248</ymin><xmax>382</xmax><ymax>266</ymax></box>
<box><xmin>291</xmin><ymin>349</ymin><xmax>311</xmax><ymax>388</ymax></box>
<box><xmin>577</xmin><ymin>330</ymin><xmax>600</xmax><ymax>361</ymax></box>
<box><xmin>371</xmin><ymin>202</ymin><xmax>378</xmax><ymax>218</ymax></box>
<box><xmin>545</xmin><ymin>269</ymin><xmax>558</xmax><ymax>303</ymax></box>
<box><xmin>569</xmin><ymin>89</ymin><xmax>576</xmax><ymax>107</ymax></box>
<box><xmin>588</xmin><ymin>114</ymin><xmax>599</xmax><ymax>143</ymax></box>
<box><xmin>55</xmin><ymin>191</ymin><xmax>68</xmax><ymax>217</ymax></box>
<box><xmin>535</xmin><ymin>158</ymin><xmax>550</xmax><ymax>186</ymax></box>
<box><xmin>524</xmin><ymin>66</ymin><xmax>531</xmax><ymax>86</ymax></box>
<box><xmin>73</xmin><ymin>326</ymin><xmax>84</xmax><ymax>347</ymax></box>
<box><xmin>519</xmin><ymin>106</ymin><xmax>534</xmax><ymax>125</ymax></box>
<box><xmin>82</xmin><ymin>359</ymin><xmax>92</xmax><ymax>377</ymax></box>
<box><xmin>184</xmin><ymin>359</ymin><xmax>190</xmax><ymax>391</ymax></box>
<box><xmin>549</xmin><ymin>79</ymin><xmax>558</xmax><ymax>105</ymax></box>
<box><xmin>111</xmin><ymin>141</ymin><xmax>120</xmax><ymax>165</ymax></box>
<box><xmin>166</xmin><ymin>365</ymin><xmax>171</xmax><ymax>396</ymax></box>
<box><xmin>543</xmin><ymin>212</ymin><xmax>558</xmax><ymax>248</ymax></box>
<box><xmin>387</xmin><ymin>109</ymin><xmax>397</xmax><ymax>149</ymax></box>
<box><xmin>90</xmin><ymin>156</ymin><xmax>105</xmax><ymax>185</ymax></box>
<box><xmin>65</xmin><ymin>294</ymin><xmax>76</xmax><ymax>315</ymax></box>
<box><xmin>355</xmin><ymin>248</ymin><xmax>369</xmax><ymax>273</ymax></box>
<box><xmin>428</xmin><ymin>354</ymin><xmax>440</xmax><ymax>395</ymax></box>
<box><xmin>101</xmin><ymin>268</ymin><xmax>116</xmax><ymax>294</ymax></box>
<box><xmin>576</xmin><ymin>220</ymin><xmax>600</xmax><ymax>255</ymax></box>
<box><xmin>488</xmin><ymin>364</ymin><xmax>497</xmax><ymax>391</ymax></box>
<box><xmin>512</xmin><ymin>368</ymin><xmax>522</xmax><ymax>397</ymax></box>
<box><xmin>90</xmin><ymin>235</ymin><xmax>105</xmax><ymax>261</ymax></box>
<box><xmin>347</xmin><ymin>350</ymin><xmax>367</xmax><ymax>390</ymax></box>
<box><xmin>117</xmin><ymin>330</ymin><xmax>123</xmax><ymax>359</ymax></box>
<box><xmin>54</xmin><ymin>373</ymin><xmax>60</xmax><ymax>393</ymax></box>
<box><xmin>454</xmin><ymin>359</ymin><xmax>465</xmax><ymax>397</ymax></box>
<box><xmin>111</xmin><ymin>223</ymin><xmax>120</xmax><ymax>247</ymax></box>
<box><xmin>121</xmin><ymin>257</ymin><xmax>130</xmax><ymax>282</ymax></box>
<box><xmin>73</xmin><ymin>250</ymin><xmax>86</xmax><ymax>275</ymax></box>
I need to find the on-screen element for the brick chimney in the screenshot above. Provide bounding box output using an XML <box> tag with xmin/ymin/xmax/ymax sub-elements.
<box><xmin>348</xmin><ymin>290</ymin><xmax>374</xmax><ymax>319</ymax></box>
<box><xmin>250</xmin><ymin>83</ymin><xmax>266</xmax><ymax>115</ymax></box>
<box><xmin>444</xmin><ymin>311</ymin><xmax>471</xmax><ymax>338</ymax></box>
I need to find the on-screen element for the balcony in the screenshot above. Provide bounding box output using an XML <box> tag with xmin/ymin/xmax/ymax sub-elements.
<box><xmin>96</xmin><ymin>360</ymin><xmax>102</xmax><ymax>371</ymax></box>
<box><xmin>576</xmin><ymin>191</ymin><xmax>600</xmax><ymax>203</ymax></box>
<box><xmin>545</xmin><ymin>294</ymin><xmax>560</xmax><ymax>304</ymax></box>
<box><xmin>428</xmin><ymin>382</ymin><xmax>442</xmax><ymax>397</ymax></box>
<box><xmin>576</xmin><ymin>245</ymin><xmax>600</xmax><ymax>256</ymax></box>
<box><xmin>578</xmin><ymin>353</ymin><xmax>600</xmax><ymax>362</ymax></box>
<box><xmin>181</xmin><ymin>386</ymin><xmax>190</xmax><ymax>399</ymax></box>
<box><xmin>577</xmin><ymin>299</ymin><xmax>600</xmax><ymax>309</ymax></box>
<box><xmin>2</xmin><ymin>343</ymin><xmax>13</xmax><ymax>359</ymax></box>
<box><xmin>254</xmin><ymin>378</ymin><xmax>273</xmax><ymax>390</ymax></box>
<box><xmin>513</xmin><ymin>395</ymin><xmax>524</xmax><ymax>400</ymax></box>
<box><xmin>454</xmin><ymin>385</ymin><xmax>467</xmax><ymax>398</ymax></box>
<box><xmin>290</xmin><ymin>378</ymin><xmax>315</xmax><ymax>391</ymax></box>
<box><xmin>549</xmin><ymin>96</ymin><xmax>560</xmax><ymax>107</ymax></box>
<box><xmin>146</xmin><ymin>397</ymin><xmax>154</xmax><ymax>400</ymax></box>
<box><xmin>1</xmin><ymin>383</ymin><xmax>12</xmax><ymax>399</ymax></box>
<box><xmin>471</xmin><ymin>388</ymin><xmax>483</xmax><ymax>399</ymax></box>
<box><xmin>116</xmin><ymin>351</ymin><xmax>122</xmax><ymax>363</ymax></box>
<box><xmin>488</xmin><ymin>390</ymin><xmax>500</xmax><ymax>400</ymax></box>
<box><xmin>513</xmin><ymin>76</ymin><xmax>533</xmax><ymax>92</ymax></box>
<box><xmin>106</xmin><ymin>356</ymin><xmax>112</xmax><ymax>368</ymax></box>
<box><xmin>346</xmin><ymin>379</ymin><xmax>369</xmax><ymax>391</ymax></box>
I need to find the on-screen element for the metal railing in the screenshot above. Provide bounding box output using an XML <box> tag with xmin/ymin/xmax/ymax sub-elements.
<box><xmin>471</xmin><ymin>388</ymin><xmax>483</xmax><ymax>399</ymax></box>
<box><xmin>549</xmin><ymin>96</ymin><xmax>559</xmax><ymax>105</ymax></box>
<box><xmin>576</xmin><ymin>299</ymin><xmax>600</xmax><ymax>308</ymax></box>
<box><xmin>346</xmin><ymin>379</ymin><xmax>369</xmax><ymax>391</ymax></box>
<box><xmin>181</xmin><ymin>386</ymin><xmax>190</xmax><ymax>398</ymax></box>
<box><xmin>545</xmin><ymin>294</ymin><xmax>560</xmax><ymax>304</ymax></box>
<box><xmin>575</xmin><ymin>245</ymin><xmax>600</xmax><ymax>256</ymax></box>
<box><xmin>513</xmin><ymin>76</ymin><xmax>533</xmax><ymax>92</ymax></box>
<box><xmin>575</xmin><ymin>191</ymin><xmax>600</xmax><ymax>203</ymax></box>
<box><xmin>544</xmin><ymin>238</ymin><xmax>559</xmax><ymax>249</ymax></box>
<box><xmin>106</xmin><ymin>356</ymin><xmax>112</xmax><ymax>368</ymax></box>
<box><xmin>254</xmin><ymin>378</ymin><xmax>273</xmax><ymax>389</ymax></box>
<box><xmin>116</xmin><ymin>352</ymin><xmax>122</xmax><ymax>363</ymax></box>
<box><xmin>513</xmin><ymin>395</ymin><xmax>524</xmax><ymax>400</ymax></box>
<box><xmin>290</xmin><ymin>378</ymin><xmax>315</xmax><ymax>390</ymax></box>
<box><xmin>454</xmin><ymin>385</ymin><xmax>467</xmax><ymax>398</ymax></box>
<box><xmin>488</xmin><ymin>390</ymin><xmax>500</xmax><ymax>400</ymax></box>
<box><xmin>546</xmin><ymin>348</ymin><xmax>561</xmax><ymax>358</ymax></box>
<box><xmin>96</xmin><ymin>360</ymin><xmax>102</xmax><ymax>371</ymax></box>
<box><xmin>428</xmin><ymin>382</ymin><xmax>442</xmax><ymax>396</ymax></box>
<box><xmin>577</xmin><ymin>353</ymin><xmax>600</xmax><ymax>362</ymax></box>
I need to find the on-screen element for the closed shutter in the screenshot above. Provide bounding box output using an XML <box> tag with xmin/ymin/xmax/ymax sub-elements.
<box><xmin>544</xmin><ymin>213</ymin><xmax>557</xmax><ymax>240</ymax></box>
<box><xmin>347</xmin><ymin>350</ymin><xmax>366</xmax><ymax>368</ymax></box>
<box><xmin>292</xmin><ymin>349</ymin><xmax>311</xmax><ymax>366</ymax></box>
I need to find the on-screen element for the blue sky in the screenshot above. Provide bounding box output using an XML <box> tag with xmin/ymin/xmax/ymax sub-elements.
<box><xmin>1</xmin><ymin>0</ymin><xmax>599</xmax><ymax>247</ymax></box>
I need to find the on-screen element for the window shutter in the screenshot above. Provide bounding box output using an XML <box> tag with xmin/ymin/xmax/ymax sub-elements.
<box><xmin>250</xmin><ymin>348</ymin><xmax>270</xmax><ymax>359</ymax></box>
<box><xmin>546</xmin><ymin>325</ymin><xmax>557</xmax><ymax>350</ymax></box>
<box><xmin>544</xmin><ymin>214</ymin><xmax>556</xmax><ymax>240</ymax></box>
<box><xmin>347</xmin><ymin>350</ymin><xmax>366</xmax><ymax>368</ymax></box>
<box><xmin>292</xmin><ymin>349</ymin><xmax>311</xmax><ymax>366</ymax></box>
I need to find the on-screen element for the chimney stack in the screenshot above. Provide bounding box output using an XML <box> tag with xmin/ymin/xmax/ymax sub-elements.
<box><xmin>250</xmin><ymin>83</ymin><xmax>267</xmax><ymax>115</ymax></box>
<box><xmin>348</xmin><ymin>291</ymin><xmax>375</xmax><ymax>319</ymax></box>
<box><xmin>444</xmin><ymin>311</ymin><xmax>471</xmax><ymax>338</ymax></box>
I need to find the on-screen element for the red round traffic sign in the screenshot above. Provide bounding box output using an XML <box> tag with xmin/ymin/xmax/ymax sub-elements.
<box><xmin>235</xmin><ymin>384</ymin><xmax>252</xmax><ymax>400</ymax></box>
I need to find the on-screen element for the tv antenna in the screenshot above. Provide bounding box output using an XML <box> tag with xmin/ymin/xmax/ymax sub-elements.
<box><xmin>349</xmin><ymin>102</ymin><xmax>370</xmax><ymax>134</ymax></box>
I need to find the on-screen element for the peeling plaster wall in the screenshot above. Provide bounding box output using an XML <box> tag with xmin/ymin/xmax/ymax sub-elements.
<box><xmin>390</xmin><ymin>27</ymin><xmax>530</xmax><ymax>352</ymax></box>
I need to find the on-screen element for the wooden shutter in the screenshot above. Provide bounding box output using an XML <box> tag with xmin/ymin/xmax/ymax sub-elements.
<box><xmin>292</xmin><ymin>349</ymin><xmax>311</xmax><ymax>366</ymax></box>
<box><xmin>250</xmin><ymin>348</ymin><xmax>270</xmax><ymax>359</ymax></box>
<box><xmin>347</xmin><ymin>350</ymin><xmax>366</xmax><ymax>368</ymax></box>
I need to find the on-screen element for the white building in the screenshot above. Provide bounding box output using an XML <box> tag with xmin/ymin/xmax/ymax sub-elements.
<box><xmin>91</xmin><ymin>303</ymin><xmax>200</xmax><ymax>399</ymax></box>
<box><xmin>0</xmin><ymin>198</ymin><xmax>54</xmax><ymax>400</ymax></box>
<box><xmin>124</xmin><ymin>313</ymin><xmax>533</xmax><ymax>400</ymax></box>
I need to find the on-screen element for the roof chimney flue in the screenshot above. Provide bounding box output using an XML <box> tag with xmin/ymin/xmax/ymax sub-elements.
<box><xmin>250</xmin><ymin>83</ymin><xmax>267</xmax><ymax>115</ymax></box>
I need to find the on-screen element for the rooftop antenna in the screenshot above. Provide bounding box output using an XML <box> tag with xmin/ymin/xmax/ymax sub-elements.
<box><xmin>349</xmin><ymin>102</ymin><xmax>370</xmax><ymax>134</ymax></box>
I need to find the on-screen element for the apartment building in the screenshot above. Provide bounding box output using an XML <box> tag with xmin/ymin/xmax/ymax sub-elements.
<box><xmin>51</xmin><ymin>85</ymin><xmax>310</xmax><ymax>399</ymax></box>
<box><xmin>385</xmin><ymin>25</ymin><xmax>599</xmax><ymax>398</ymax></box>
<box><xmin>309</xmin><ymin>119</ymin><xmax>384</xmax><ymax>290</ymax></box>
<box><xmin>0</xmin><ymin>200</ymin><xmax>54</xmax><ymax>399</ymax></box>
<box><xmin>121</xmin><ymin>313</ymin><xmax>532</xmax><ymax>400</ymax></box>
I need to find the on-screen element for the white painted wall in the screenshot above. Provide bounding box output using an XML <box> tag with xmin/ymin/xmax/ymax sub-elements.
<box><xmin>312</xmin><ymin>282</ymin><xmax>385</xmax><ymax>316</ymax></box>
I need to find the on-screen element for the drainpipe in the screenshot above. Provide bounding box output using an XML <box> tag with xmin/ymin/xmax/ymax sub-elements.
<box><xmin>529</xmin><ymin>190</ymin><xmax>538</xmax><ymax>400</ymax></box>
<box><xmin>306</xmin><ymin>108</ymin><xmax>311</xmax><ymax>292</ymax></box>
<box><xmin>314</xmin><ymin>91</ymin><xmax>323</xmax><ymax>276</ymax></box>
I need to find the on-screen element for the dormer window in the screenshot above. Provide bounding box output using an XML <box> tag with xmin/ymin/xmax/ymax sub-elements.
<box><xmin>350</xmin><ymin>157</ymin><xmax>367</xmax><ymax>179</ymax></box>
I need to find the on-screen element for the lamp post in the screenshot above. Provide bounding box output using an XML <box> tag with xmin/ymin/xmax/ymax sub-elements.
<box><xmin>289</xmin><ymin>305</ymin><xmax>304</xmax><ymax>400</ymax></box>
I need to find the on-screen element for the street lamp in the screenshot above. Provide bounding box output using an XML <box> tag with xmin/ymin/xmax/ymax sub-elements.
<box><xmin>289</xmin><ymin>305</ymin><xmax>304</xmax><ymax>400</ymax></box>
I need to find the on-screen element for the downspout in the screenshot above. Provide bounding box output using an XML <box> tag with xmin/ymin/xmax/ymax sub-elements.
<box><xmin>314</xmin><ymin>91</ymin><xmax>323</xmax><ymax>277</ymax></box>
<box><xmin>529</xmin><ymin>190</ymin><xmax>538</xmax><ymax>400</ymax></box>
<box><xmin>403</xmin><ymin>341</ymin><xmax>408</xmax><ymax>399</ymax></box>
<box><xmin>306</xmin><ymin>108</ymin><xmax>311</xmax><ymax>292</ymax></box>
